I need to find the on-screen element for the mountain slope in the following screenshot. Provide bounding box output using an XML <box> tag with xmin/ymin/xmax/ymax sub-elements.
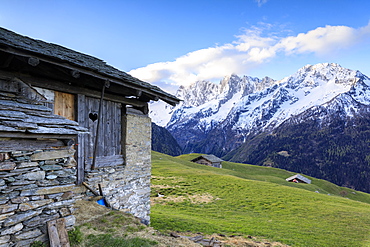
<box><xmin>225</xmin><ymin>67</ymin><xmax>370</xmax><ymax>192</ymax></box>
<box><xmin>151</xmin><ymin>151</ymin><xmax>370</xmax><ymax>247</ymax></box>
<box><xmin>151</xmin><ymin>122</ymin><xmax>182</xmax><ymax>156</ymax></box>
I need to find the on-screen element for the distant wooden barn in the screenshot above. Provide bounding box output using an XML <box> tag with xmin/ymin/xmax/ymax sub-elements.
<box><xmin>191</xmin><ymin>154</ymin><xmax>223</xmax><ymax>168</ymax></box>
<box><xmin>286</xmin><ymin>174</ymin><xmax>311</xmax><ymax>184</ymax></box>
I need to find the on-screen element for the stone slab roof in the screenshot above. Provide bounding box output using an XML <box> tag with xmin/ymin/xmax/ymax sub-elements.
<box><xmin>286</xmin><ymin>174</ymin><xmax>312</xmax><ymax>184</ymax></box>
<box><xmin>0</xmin><ymin>91</ymin><xmax>88</xmax><ymax>136</ymax></box>
<box><xmin>0</xmin><ymin>27</ymin><xmax>180</xmax><ymax>105</ymax></box>
<box><xmin>192</xmin><ymin>154</ymin><xmax>223</xmax><ymax>163</ymax></box>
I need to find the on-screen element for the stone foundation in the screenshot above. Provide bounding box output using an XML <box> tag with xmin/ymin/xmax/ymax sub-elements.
<box><xmin>0</xmin><ymin>145</ymin><xmax>85</xmax><ymax>247</ymax></box>
<box><xmin>0</xmin><ymin>112</ymin><xmax>153</xmax><ymax>246</ymax></box>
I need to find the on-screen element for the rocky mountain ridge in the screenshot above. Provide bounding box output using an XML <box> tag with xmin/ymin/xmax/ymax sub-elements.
<box><xmin>150</xmin><ymin>63</ymin><xmax>370</xmax><ymax>192</ymax></box>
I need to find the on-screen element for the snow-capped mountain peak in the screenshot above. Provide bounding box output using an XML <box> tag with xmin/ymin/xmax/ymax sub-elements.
<box><xmin>150</xmin><ymin>63</ymin><xmax>370</xmax><ymax>156</ymax></box>
<box><xmin>151</xmin><ymin>62</ymin><xmax>370</xmax><ymax>194</ymax></box>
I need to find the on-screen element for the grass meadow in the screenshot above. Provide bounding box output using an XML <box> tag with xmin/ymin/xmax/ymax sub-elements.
<box><xmin>150</xmin><ymin>152</ymin><xmax>370</xmax><ymax>247</ymax></box>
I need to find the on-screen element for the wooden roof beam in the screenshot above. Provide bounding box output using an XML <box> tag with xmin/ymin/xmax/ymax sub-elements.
<box><xmin>0</xmin><ymin>71</ymin><xmax>147</xmax><ymax>107</ymax></box>
<box><xmin>0</xmin><ymin>53</ymin><xmax>14</xmax><ymax>68</ymax></box>
<box><xmin>0</xmin><ymin>47</ymin><xmax>180</xmax><ymax>106</ymax></box>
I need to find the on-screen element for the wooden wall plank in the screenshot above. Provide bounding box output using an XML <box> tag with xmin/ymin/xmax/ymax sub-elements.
<box><xmin>54</xmin><ymin>91</ymin><xmax>75</xmax><ymax>121</ymax></box>
<box><xmin>117</xmin><ymin>103</ymin><xmax>122</xmax><ymax>155</ymax></box>
<box><xmin>81</xmin><ymin>96</ymin><xmax>123</xmax><ymax>170</ymax></box>
<box><xmin>76</xmin><ymin>94</ymin><xmax>86</xmax><ymax>184</ymax></box>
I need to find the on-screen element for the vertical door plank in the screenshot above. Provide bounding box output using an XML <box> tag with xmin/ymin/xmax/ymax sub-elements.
<box><xmin>76</xmin><ymin>94</ymin><xmax>86</xmax><ymax>184</ymax></box>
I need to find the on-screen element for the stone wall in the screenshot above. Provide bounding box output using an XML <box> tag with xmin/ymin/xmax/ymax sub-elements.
<box><xmin>0</xmin><ymin>143</ymin><xmax>85</xmax><ymax>247</ymax></box>
<box><xmin>0</xmin><ymin>112</ymin><xmax>153</xmax><ymax>246</ymax></box>
<box><xmin>84</xmin><ymin>112</ymin><xmax>152</xmax><ymax>225</ymax></box>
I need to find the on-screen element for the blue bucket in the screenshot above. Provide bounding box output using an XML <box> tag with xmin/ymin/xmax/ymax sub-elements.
<box><xmin>97</xmin><ymin>198</ymin><xmax>107</xmax><ymax>206</ymax></box>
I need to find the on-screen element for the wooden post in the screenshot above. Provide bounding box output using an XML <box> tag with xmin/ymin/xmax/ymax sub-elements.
<box><xmin>47</xmin><ymin>218</ymin><xmax>70</xmax><ymax>247</ymax></box>
<box><xmin>47</xmin><ymin>220</ymin><xmax>60</xmax><ymax>247</ymax></box>
<box><xmin>92</xmin><ymin>80</ymin><xmax>110</xmax><ymax>169</ymax></box>
<box><xmin>56</xmin><ymin>218</ymin><xmax>70</xmax><ymax>247</ymax></box>
<box><xmin>82</xmin><ymin>182</ymin><xmax>100</xmax><ymax>196</ymax></box>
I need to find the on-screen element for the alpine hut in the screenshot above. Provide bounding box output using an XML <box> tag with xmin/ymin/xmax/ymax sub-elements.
<box><xmin>191</xmin><ymin>154</ymin><xmax>223</xmax><ymax>168</ymax></box>
<box><xmin>286</xmin><ymin>174</ymin><xmax>312</xmax><ymax>184</ymax></box>
<box><xmin>0</xmin><ymin>27</ymin><xmax>179</xmax><ymax>246</ymax></box>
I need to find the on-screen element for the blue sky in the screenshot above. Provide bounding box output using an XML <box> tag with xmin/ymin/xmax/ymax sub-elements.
<box><xmin>1</xmin><ymin>0</ymin><xmax>370</xmax><ymax>93</ymax></box>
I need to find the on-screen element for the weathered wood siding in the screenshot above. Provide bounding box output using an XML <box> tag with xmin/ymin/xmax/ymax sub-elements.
<box><xmin>195</xmin><ymin>159</ymin><xmax>212</xmax><ymax>166</ymax></box>
<box><xmin>77</xmin><ymin>95</ymin><xmax>123</xmax><ymax>170</ymax></box>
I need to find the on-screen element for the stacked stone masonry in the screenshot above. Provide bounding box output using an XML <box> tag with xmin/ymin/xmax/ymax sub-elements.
<box><xmin>0</xmin><ymin>112</ymin><xmax>153</xmax><ymax>246</ymax></box>
<box><xmin>0</xmin><ymin>146</ymin><xmax>84</xmax><ymax>247</ymax></box>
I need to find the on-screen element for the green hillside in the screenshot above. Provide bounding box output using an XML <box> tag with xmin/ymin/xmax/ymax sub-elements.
<box><xmin>150</xmin><ymin>151</ymin><xmax>370</xmax><ymax>247</ymax></box>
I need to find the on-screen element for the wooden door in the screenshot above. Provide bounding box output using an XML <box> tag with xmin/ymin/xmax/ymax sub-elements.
<box><xmin>77</xmin><ymin>95</ymin><xmax>123</xmax><ymax>172</ymax></box>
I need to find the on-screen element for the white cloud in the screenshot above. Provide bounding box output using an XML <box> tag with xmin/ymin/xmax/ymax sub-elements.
<box><xmin>277</xmin><ymin>25</ymin><xmax>358</xmax><ymax>55</ymax></box>
<box><xmin>129</xmin><ymin>22</ymin><xmax>370</xmax><ymax>90</ymax></box>
<box><xmin>255</xmin><ymin>0</ymin><xmax>268</xmax><ymax>7</ymax></box>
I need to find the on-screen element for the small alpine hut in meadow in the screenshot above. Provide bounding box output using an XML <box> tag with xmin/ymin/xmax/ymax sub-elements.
<box><xmin>0</xmin><ymin>27</ymin><xmax>179</xmax><ymax>246</ymax></box>
<box><xmin>191</xmin><ymin>154</ymin><xmax>223</xmax><ymax>168</ymax></box>
<box><xmin>286</xmin><ymin>174</ymin><xmax>312</xmax><ymax>184</ymax></box>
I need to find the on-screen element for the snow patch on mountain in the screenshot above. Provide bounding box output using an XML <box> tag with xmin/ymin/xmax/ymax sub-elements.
<box><xmin>229</xmin><ymin>63</ymin><xmax>362</xmax><ymax>132</ymax></box>
<box><xmin>156</xmin><ymin>74</ymin><xmax>276</xmax><ymax>130</ymax></box>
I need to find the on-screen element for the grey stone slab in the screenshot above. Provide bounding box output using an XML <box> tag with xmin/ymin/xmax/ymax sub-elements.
<box><xmin>45</xmin><ymin>193</ymin><xmax>63</xmax><ymax>199</ymax></box>
<box><xmin>11</xmin><ymin>229</ymin><xmax>42</xmax><ymax>241</ymax></box>
<box><xmin>36</xmin><ymin>179</ymin><xmax>60</xmax><ymax>187</ymax></box>
<box><xmin>0</xmin><ymin>212</ymin><xmax>15</xmax><ymax>223</ymax></box>
<box><xmin>40</xmin><ymin>164</ymin><xmax>63</xmax><ymax>171</ymax></box>
<box><xmin>11</xmin><ymin>197</ymin><xmax>29</xmax><ymax>204</ymax></box>
<box><xmin>48</xmin><ymin>169</ymin><xmax>74</xmax><ymax>177</ymax></box>
<box><xmin>30</xmin><ymin>195</ymin><xmax>44</xmax><ymax>201</ymax></box>
<box><xmin>0</xmin><ymin>203</ymin><xmax>18</xmax><ymax>214</ymax></box>
<box><xmin>64</xmin><ymin>215</ymin><xmax>76</xmax><ymax>227</ymax></box>
<box><xmin>0</xmin><ymin>199</ymin><xmax>8</xmax><ymax>205</ymax></box>
<box><xmin>30</xmin><ymin>149</ymin><xmax>75</xmax><ymax>161</ymax></box>
<box><xmin>23</xmin><ymin>171</ymin><xmax>45</xmax><ymax>181</ymax></box>
<box><xmin>3</xmin><ymin>210</ymin><xmax>41</xmax><ymax>227</ymax></box>
<box><xmin>9</xmin><ymin>180</ymin><xmax>35</xmax><ymax>186</ymax></box>
<box><xmin>0</xmin><ymin>223</ymin><xmax>23</xmax><ymax>235</ymax></box>
<box><xmin>0</xmin><ymin>236</ymin><xmax>10</xmax><ymax>244</ymax></box>
<box><xmin>20</xmin><ymin>184</ymin><xmax>74</xmax><ymax>196</ymax></box>
<box><xmin>46</xmin><ymin>175</ymin><xmax>57</xmax><ymax>179</ymax></box>
<box><xmin>47</xmin><ymin>199</ymin><xmax>75</xmax><ymax>209</ymax></box>
<box><xmin>57</xmin><ymin>177</ymin><xmax>76</xmax><ymax>184</ymax></box>
<box><xmin>0</xmin><ymin>161</ymin><xmax>16</xmax><ymax>171</ymax></box>
<box><xmin>17</xmin><ymin>162</ymin><xmax>38</xmax><ymax>168</ymax></box>
<box><xmin>18</xmin><ymin>199</ymin><xmax>53</xmax><ymax>211</ymax></box>
<box><xmin>14</xmin><ymin>184</ymin><xmax>38</xmax><ymax>191</ymax></box>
